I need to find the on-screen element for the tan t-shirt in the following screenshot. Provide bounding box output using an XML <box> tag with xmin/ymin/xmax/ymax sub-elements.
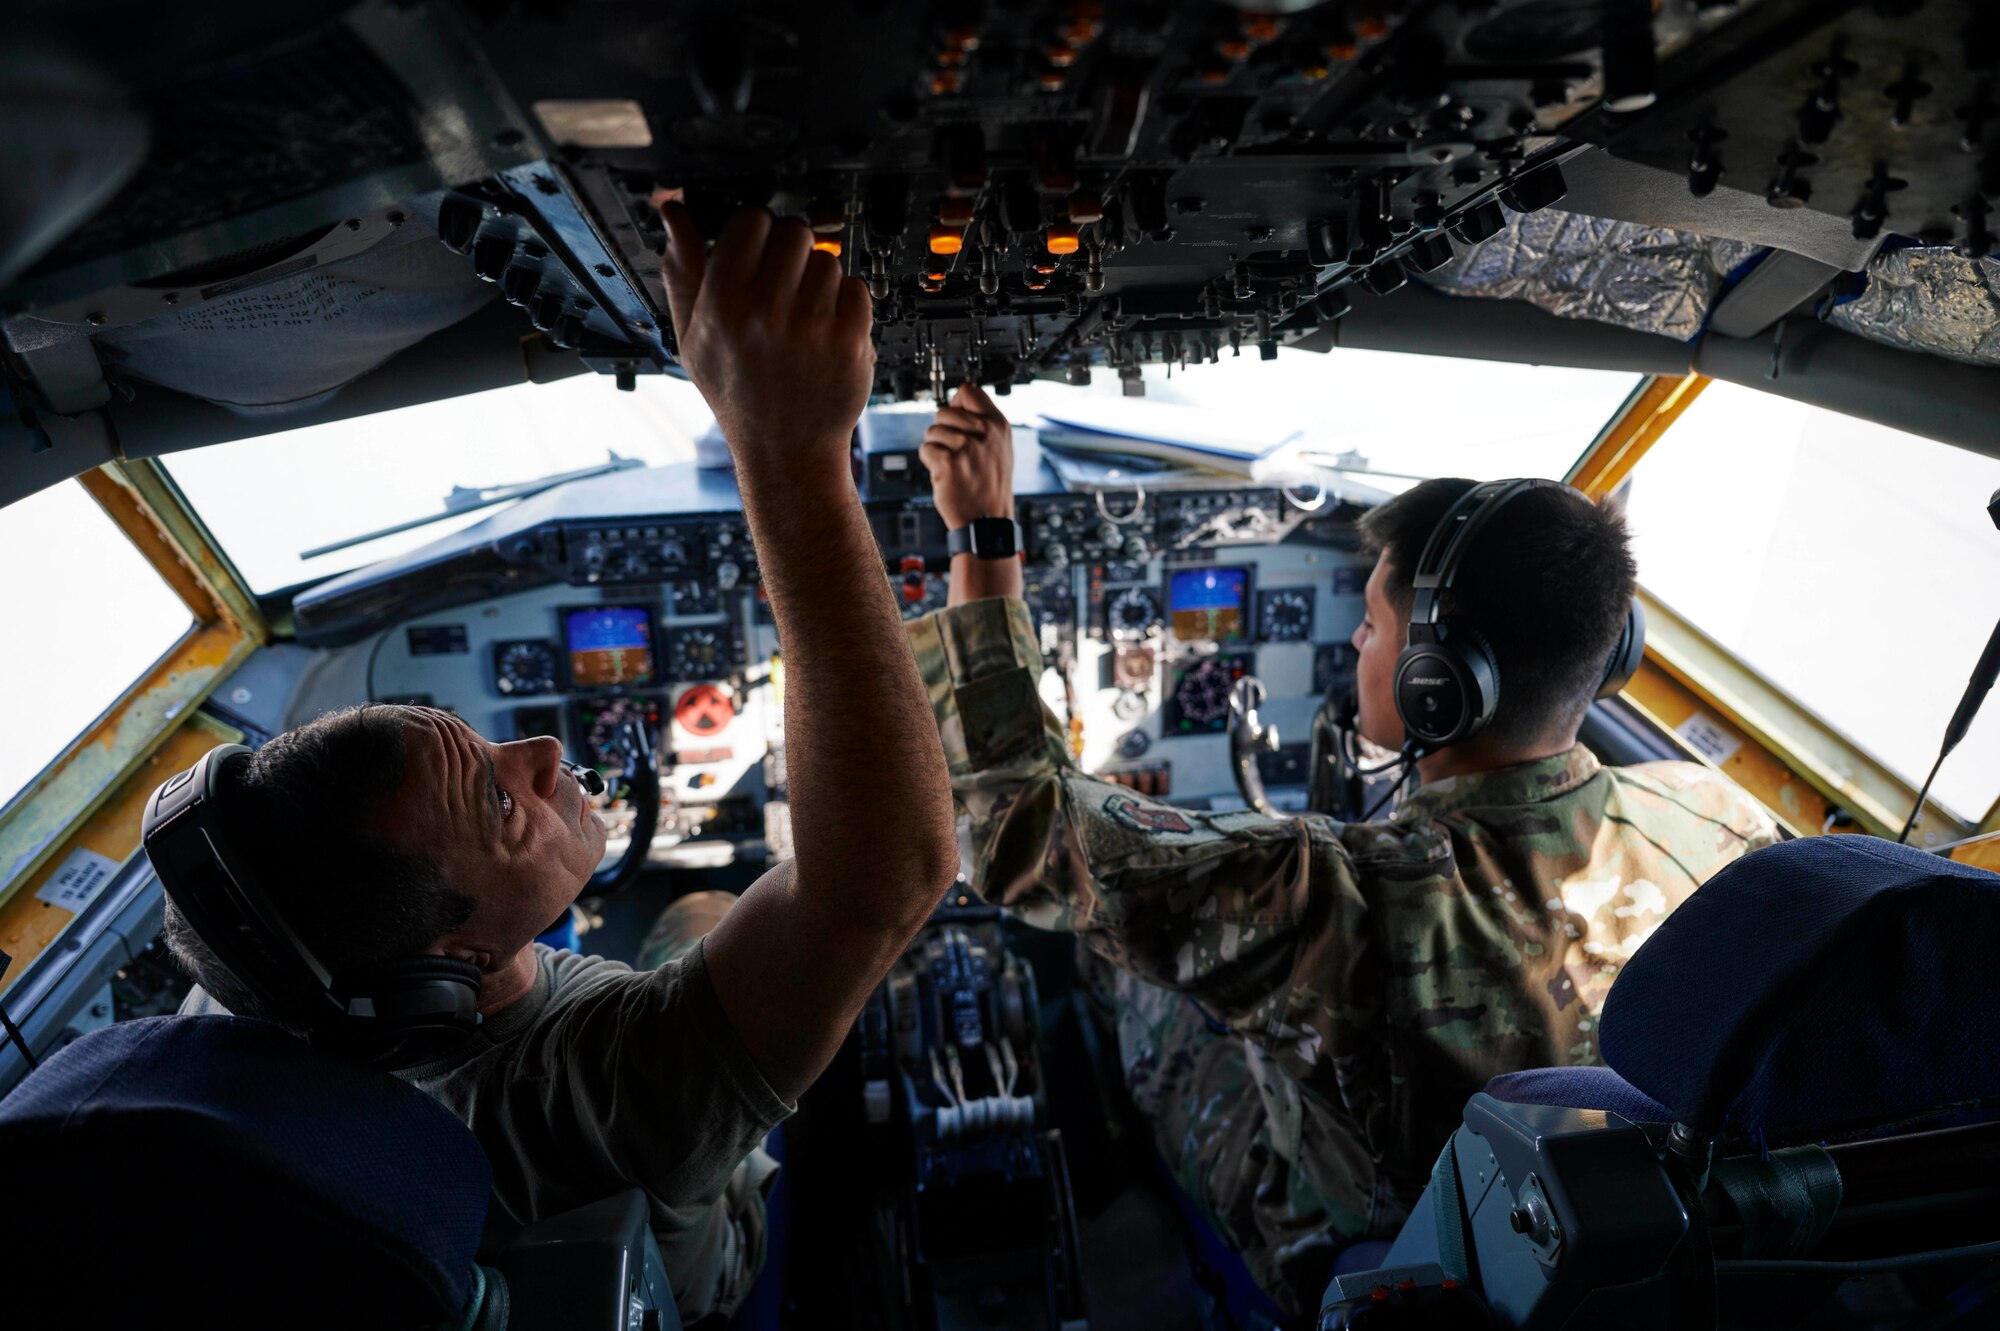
<box><xmin>183</xmin><ymin>939</ymin><xmax>791</xmax><ymax>1321</ymax></box>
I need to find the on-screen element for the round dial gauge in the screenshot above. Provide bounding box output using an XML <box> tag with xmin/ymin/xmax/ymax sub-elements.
<box><xmin>671</xmin><ymin>579</ymin><xmax>720</xmax><ymax>616</ymax></box>
<box><xmin>580</xmin><ymin>696</ymin><xmax>659</xmax><ymax>770</ymax></box>
<box><xmin>493</xmin><ymin>639</ymin><xmax>557</xmax><ymax>696</ymax></box>
<box><xmin>1259</xmin><ymin>588</ymin><xmax>1315</xmax><ymax>643</ymax></box>
<box><xmin>667</xmin><ymin>627</ymin><xmax>730</xmax><ymax>681</ymax></box>
<box><xmin>1105</xmin><ymin>586</ymin><xmax>1163</xmax><ymax>638</ymax></box>
<box><xmin>1165</xmin><ymin>654</ymin><xmax>1251</xmax><ymax>734</ymax></box>
<box><xmin>1172</xmin><ymin>659</ymin><xmax>1235</xmax><ymax>726</ymax></box>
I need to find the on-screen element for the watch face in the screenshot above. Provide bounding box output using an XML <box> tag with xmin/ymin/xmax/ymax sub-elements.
<box><xmin>971</xmin><ymin>517</ymin><xmax>1018</xmax><ymax>557</ymax></box>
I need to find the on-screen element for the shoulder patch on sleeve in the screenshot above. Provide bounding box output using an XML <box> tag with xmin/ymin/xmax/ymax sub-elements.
<box><xmin>1103</xmin><ymin>791</ymin><xmax>1193</xmax><ymax>834</ymax></box>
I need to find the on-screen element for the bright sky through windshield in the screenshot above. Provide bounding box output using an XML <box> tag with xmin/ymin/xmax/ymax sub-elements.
<box><xmin>1623</xmin><ymin>382</ymin><xmax>2000</xmax><ymax>825</ymax></box>
<box><xmin>169</xmin><ymin>349</ymin><xmax>1638</xmax><ymax>594</ymax></box>
<box><xmin>0</xmin><ymin>483</ymin><xmax>194</xmax><ymax>817</ymax></box>
<box><xmin>995</xmin><ymin>347</ymin><xmax>1639</xmax><ymax>488</ymax></box>
<box><xmin>167</xmin><ymin>373</ymin><xmax>711</xmax><ymax>593</ymax></box>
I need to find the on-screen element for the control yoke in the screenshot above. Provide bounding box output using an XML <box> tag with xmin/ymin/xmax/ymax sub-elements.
<box><xmin>1228</xmin><ymin>676</ymin><xmax>1280</xmax><ymax>818</ymax></box>
<box><xmin>585</xmin><ymin>721</ymin><xmax>660</xmax><ymax>895</ymax></box>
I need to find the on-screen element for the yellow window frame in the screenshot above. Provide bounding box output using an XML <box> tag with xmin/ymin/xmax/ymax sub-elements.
<box><xmin>0</xmin><ymin>460</ymin><xmax>265</xmax><ymax>994</ymax></box>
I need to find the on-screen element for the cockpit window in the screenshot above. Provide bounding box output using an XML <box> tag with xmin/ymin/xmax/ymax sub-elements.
<box><xmin>166</xmin><ymin>350</ymin><xmax>1637</xmax><ymax>600</ymax></box>
<box><xmin>993</xmin><ymin>349</ymin><xmax>1641</xmax><ymax>492</ymax></box>
<box><xmin>1621</xmin><ymin>381</ymin><xmax>2000</xmax><ymax>821</ymax></box>
<box><xmin>163</xmin><ymin>373</ymin><xmax>718</xmax><ymax>595</ymax></box>
<box><xmin>0</xmin><ymin>481</ymin><xmax>196</xmax><ymax>817</ymax></box>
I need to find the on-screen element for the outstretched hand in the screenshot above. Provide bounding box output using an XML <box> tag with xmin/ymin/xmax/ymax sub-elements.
<box><xmin>919</xmin><ymin>381</ymin><xmax>1015</xmax><ymax>529</ymax></box>
<box><xmin>655</xmin><ymin>197</ymin><xmax>875</xmax><ymax>480</ymax></box>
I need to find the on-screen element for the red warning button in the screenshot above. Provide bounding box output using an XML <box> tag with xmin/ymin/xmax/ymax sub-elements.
<box><xmin>674</xmin><ymin>684</ymin><xmax>735</xmax><ymax>737</ymax></box>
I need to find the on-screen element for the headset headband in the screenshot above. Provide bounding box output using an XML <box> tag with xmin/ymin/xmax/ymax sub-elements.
<box><xmin>1406</xmin><ymin>478</ymin><xmax>1566</xmax><ymax>640</ymax></box>
<box><xmin>142</xmin><ymin>744</ymin><xmax>350</xmax><ymax>1026</ymax></box>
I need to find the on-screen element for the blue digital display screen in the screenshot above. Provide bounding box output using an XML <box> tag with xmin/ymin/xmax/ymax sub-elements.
<box><xmin>1168</xmin><ymin>566</ymin><xmax>1249</xmax><ymax>642</ymax></box>
<box><xmin>563</xmin><ymin>605</ymin><xmax>656</xmax><ymax>687</ymax></box>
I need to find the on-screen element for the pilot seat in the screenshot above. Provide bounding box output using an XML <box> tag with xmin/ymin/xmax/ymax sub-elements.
<box><xmin>0</xmin><ymin>1014</ymin><xmax>676</xmax><ymax>1330</ymax></box>
<box><xmin>1319</xmin><ymin>834</ymin><xmax>2000</xmax><ymax>1330</ymax></box>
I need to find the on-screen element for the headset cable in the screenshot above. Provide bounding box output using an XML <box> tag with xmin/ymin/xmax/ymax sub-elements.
<box><xmin>1899</xmin><ymin>490</ymin><xmax>2000</xmax><ymax>845</ymax></box>
<box><xmin>0</xmin><ymin>948</ymin><xmax>37</xmax><ymax>1072</ymax></box>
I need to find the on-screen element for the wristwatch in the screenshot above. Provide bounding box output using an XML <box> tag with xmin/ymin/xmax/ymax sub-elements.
<box><xmin>946</xmin><ymin>516</ymin><xmax>1023</xmax><ymax>560</ymax></box>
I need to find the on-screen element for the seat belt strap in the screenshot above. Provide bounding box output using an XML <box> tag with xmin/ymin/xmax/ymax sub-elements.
<box><xmin>1431</xmin><ymin>1134</ymin><xmax>1478</xmax><ymax>1292</ymax></box>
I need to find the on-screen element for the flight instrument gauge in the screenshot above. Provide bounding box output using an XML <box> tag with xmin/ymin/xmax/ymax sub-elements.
<box><xmin>1258</xmin><ymin>588</ymin><xmax>1315</xmax><ymax>643</ymax></box>
<box><xmin>574</xmin><ymin>696</ymin><xmax>663</xmax><ymax>771</ymax></box>
<box><xmin>670</xmin><ymin>579</ymin><xmax>720</xmax><ymax>616</ymax></box>
<box><xmin>666</xmin><ymin>626</ymin><xmax>734</xmax><ymax>681</ymax></box>
<box><xmin>1105</xmin><ymin>586</ymin><xmax>1163</xmax><ymax>638</ymax></box>
<box><xmin>1165</xmin><ymin>653</ymin><xmax>1252</xmax><ymax>735</ymax></box>
<box><xmin>492</xmin><ymin>639</ymin><xmax>558</xmax><ymax>697</ymax></box>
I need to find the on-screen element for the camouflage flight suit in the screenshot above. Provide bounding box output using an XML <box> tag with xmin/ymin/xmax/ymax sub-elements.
<box><xmin>907</xmin><ymin>598</ymin><xmax>1780</xmax><ymax>1317</ymax></box>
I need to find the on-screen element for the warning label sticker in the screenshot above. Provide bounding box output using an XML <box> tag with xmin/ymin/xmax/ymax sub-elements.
<box><xmin>36</xmin><ymin>848</ymin><xmax>120</xmax><ymax>913</ymax></box>
<box><xmin>1675</xmin><ymin>712</ymin><xmax>1742</xmax><ymax>767</ymax></box>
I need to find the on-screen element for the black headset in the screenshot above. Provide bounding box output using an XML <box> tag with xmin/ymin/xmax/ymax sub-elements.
<box><xmin>1393</xmin><ymin>478</ymin><xmax>1646</xmax><ymax>751</ymax></box>
<box><xmin>141</xmin><ymin>743</ymin><xmax>592</xmax><ymax>1068</ymax></box>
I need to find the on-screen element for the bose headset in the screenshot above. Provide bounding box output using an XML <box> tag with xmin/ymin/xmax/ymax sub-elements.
<box><xmin>141</xmin><ymin>743</ymin><xmax>605</xmax><ymax>1068</ymax></box>
<box><xmin>1393</xmin><ymin>478</ymin><xmax>1646</xmax><ymax>751</ymax></box>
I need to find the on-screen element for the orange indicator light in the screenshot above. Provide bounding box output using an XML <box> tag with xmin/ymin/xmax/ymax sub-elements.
<box><xmin>812</xmin><ymin>237</ymin><xmax>842</xmax><ymax>257</ymax></box>
<box><xmin>929</xmin><ymin>226</ymin><xmax>965</xmax><ymax>255</ymax></box>
<box><xmin>1045</xmin><ymin>225</ymin><xmax>1081</xmax><ymax>255</ymax></box>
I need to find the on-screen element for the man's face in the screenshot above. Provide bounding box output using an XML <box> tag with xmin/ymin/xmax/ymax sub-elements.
<box><xmin>374</xmin><ymin>708</ymin><xmax>606</xmax><ymax>961</ymax></box>
<box><xmin>1350</xmin><ymin>552</ymin><xmax>1409</xmax><ymax>751</ymax></box>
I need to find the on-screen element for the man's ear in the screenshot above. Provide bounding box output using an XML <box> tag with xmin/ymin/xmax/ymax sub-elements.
<box><xmin>428</xmin><ymin>936</ymin><xmax>493</xmax><ymax>972</ymax></box>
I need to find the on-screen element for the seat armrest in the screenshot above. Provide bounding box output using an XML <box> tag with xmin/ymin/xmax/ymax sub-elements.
<box><xmin>492</xmin><ymin>1189</ymin><xmax>678</xmax><ymax>1331</ymax></box>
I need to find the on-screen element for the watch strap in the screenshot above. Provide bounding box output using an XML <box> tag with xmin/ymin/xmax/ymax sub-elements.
<box><xmin>947</xmin><ymin>516</ymin><xmax>1023</xmax><ymax>560</ymax></box>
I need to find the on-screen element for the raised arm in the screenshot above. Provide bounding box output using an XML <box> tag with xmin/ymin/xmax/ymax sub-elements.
<box><xmin>657</xmin><ymin>202</ymin><xmax>958</xmax><ymax>1101</ymax></box>
<box><xmin>924</xmin><ymin>381</ymin><xmax>1024</xmax><ymax>604</ymax></box>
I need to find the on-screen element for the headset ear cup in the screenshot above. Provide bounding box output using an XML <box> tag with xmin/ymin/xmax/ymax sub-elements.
<box><xmin>359</xmin><ymin>956</ymin><xmax>484</xmax><ymax>989</ymax></box>
<box><xmin>1456</xmin><ymin>625</ymin><xmax>1500</xmax><ymax>742</ymax></box>
<box><xmin>323</xmin><ymin>957</ymin><xmax>484</xmax><ymax>1068</ymax></box>
<box><xmin>1596</xmin><ymin>598</ymin><xmax>1646</xmax><ymax>699</ymax></box>
<box><xmin>1396</xmin><ymin>631</ymin><xmax>1481</xmax><ymax>749</ymax></box>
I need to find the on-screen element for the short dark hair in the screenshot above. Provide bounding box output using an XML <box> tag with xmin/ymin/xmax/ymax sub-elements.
<box><xmin>1358</xmin><ymin>478</ymin><xmax>1637</xmax><ymax>747</ymax></box>
<box><xmin>163</xmin><ymin>705</ymin><xmax>476</xmax><ymax>1027</ymax></box>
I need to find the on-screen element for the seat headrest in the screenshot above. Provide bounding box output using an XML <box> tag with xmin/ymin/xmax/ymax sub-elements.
<box><xmin>0</xmin><ymin>1016</ymin><xmax>491</xmax><ymax>1327</ymax></box>
<box><xmin>1600</xmin><ymin>836</ymin><xmax>2000</xmax><ymax>1143</ymax></box>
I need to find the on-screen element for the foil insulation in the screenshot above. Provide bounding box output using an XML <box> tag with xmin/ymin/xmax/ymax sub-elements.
<box><xmin>1828</xmin><ymin>247</ymin><xmax>2000</xmax><ymax>368</ymax></box>
<box><xmin>1423</xmin><ymin>207</ymin><xmax>1760</xmax><ymax>342</ymax></box>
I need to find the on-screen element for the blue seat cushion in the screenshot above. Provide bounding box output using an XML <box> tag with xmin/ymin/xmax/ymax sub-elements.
<box><xmin>1483</xmin><ymin>1066</ymin><xmax>1674</xmax><ymax>1123</ymax></box>
<box><xmin>0</xmin><ymin>1015</ymin><xmax>491</xmax><ymax>1327</ymax></box>
<box><xmin>1600</xmin><ymin>836</ymin><xmax>2000</xmax><ymax>1142</ymax></box>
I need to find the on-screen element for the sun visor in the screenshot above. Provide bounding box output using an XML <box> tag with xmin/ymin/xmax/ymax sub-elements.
<box><xmin>1827</xmin><ymin>247</ymin><xmax>2000</xmax><ymax>369</ymax></box>
<box><xmin>1422</xmin><ymin>206</ymin><xmax>1759</xmax><ymax>343</ymax></box>
<box><xmin>87</xmin><ymin>218</ymin><xmax>495</xmax><ymax>414</ymax></box>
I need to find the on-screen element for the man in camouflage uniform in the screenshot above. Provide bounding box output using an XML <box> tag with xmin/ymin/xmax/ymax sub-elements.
<box><xmin>909</xmin><ymin>383</ymin><xmax>1780</xmax><ymax>1317</ymax></box>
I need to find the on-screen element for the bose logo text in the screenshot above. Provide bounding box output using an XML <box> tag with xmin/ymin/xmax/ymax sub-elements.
<box><xmin>1406</xmin><ymin>677</ymin><xmax>1452</xmax><ymax>686</ymax></box>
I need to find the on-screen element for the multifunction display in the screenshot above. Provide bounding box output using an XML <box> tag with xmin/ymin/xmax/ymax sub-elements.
<box><xmin>563</xmin><ymin>605</ymin><xmax>657</xmax><ymax>688</ymax></box>
<box><xmin>1168</xmin><ymin>566</ymin><xmax>1250</xmax><ymax>643</ymax></box>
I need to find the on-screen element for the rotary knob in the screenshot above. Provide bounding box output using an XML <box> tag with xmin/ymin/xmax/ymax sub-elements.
<box><xmin>659</xmin><ymin>537</ymin><xmax>688</xmax><ymax>565</ymax></box>
<box><xmin>716</xmin><ymin>560</ymin><xmax>742</xmax><ymax>590</ymax></box>
<box><xmin>1044</xmin><ymin>541</ymin><xmax>1069</xmax><ymax>570</ymax></box>
<box><xmin>1096</xmin><ymin>522</ymin><xmax>1120</xmax><ymax>548</ymax></box>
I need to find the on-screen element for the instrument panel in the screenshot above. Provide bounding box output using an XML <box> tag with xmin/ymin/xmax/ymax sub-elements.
<box><xmin>324</xmin><ymin>465</ymin><xmax>1374</xmax><ymax>866</ymax></box>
